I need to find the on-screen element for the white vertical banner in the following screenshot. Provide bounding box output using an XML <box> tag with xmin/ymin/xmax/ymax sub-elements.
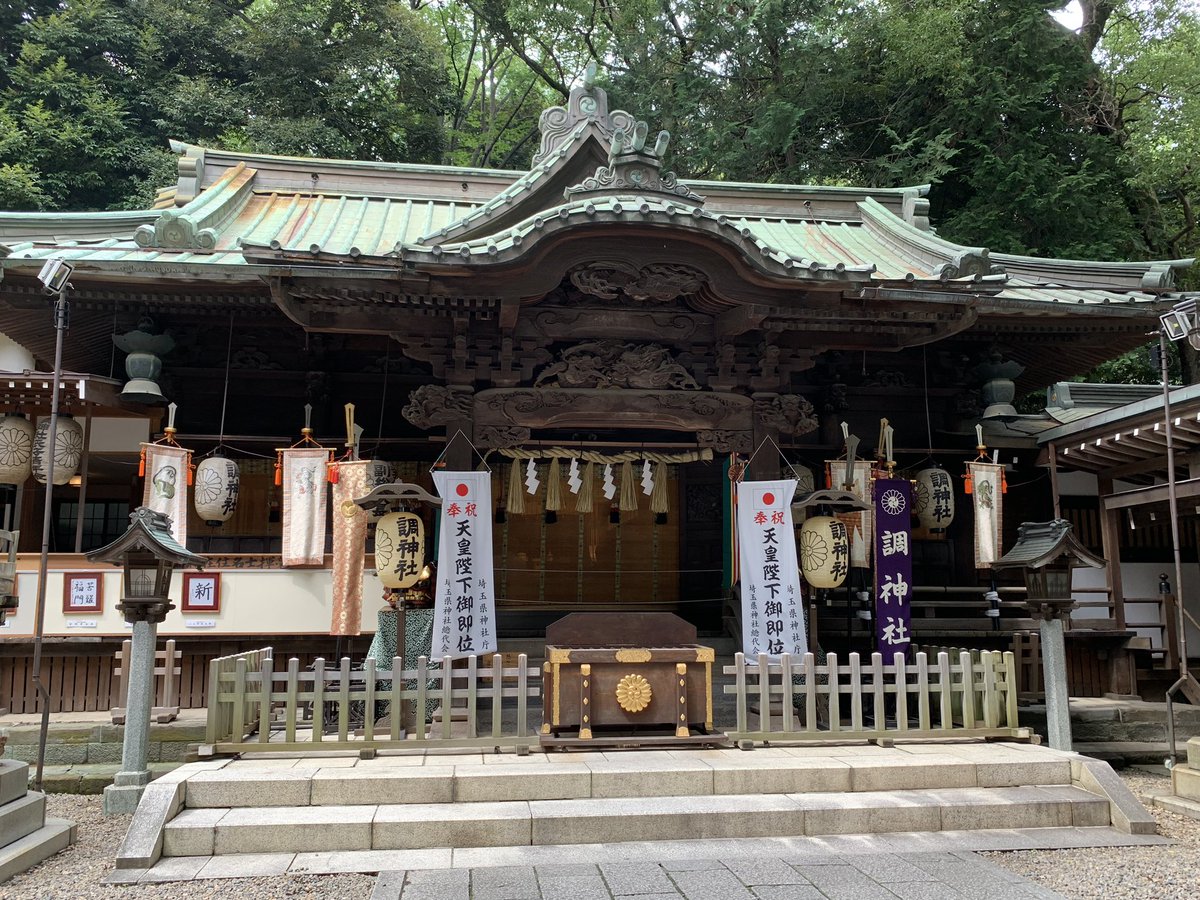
<box><xmin>736</xmin><ymin>479</ymin><xmax>807</xmax><ymax>658</ymax></box>
<box><xmin>281</xmin><ymin>448</ymin><xmax>329</xmax><ymax>567</ymax></box>
<box><xmin>969</xmin><ymin>461</ymin><xmax>1004</xmax><ymax>567</ymax></box>
<box><xmin>141</xmin><ymin>444</ymin><xmax>191</xmax><ymax>543</ymax></box>
<box><xmin>433</xmin><ymin>470</ymin><xmax>497</xmax><ymax>657</ymax></box>
<box><xmin>828</xmin><ymin>460</ymin><xmax>874</xmax><ymax>568</ymax></box>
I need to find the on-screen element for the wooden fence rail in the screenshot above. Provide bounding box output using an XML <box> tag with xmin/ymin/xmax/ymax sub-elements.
<box><xmin>722</xmin><ymin>650</ymin><xmax>1025</xmax><ymax>746</ymax></box>
<box><xmin>205</xmin><ymin>651</ymin><xmax>540</xmax><ymax>754</ymax></box>
<box><xmin>111</xmin><ymin>639</ymin><xmax>183</xmax><ymax>725</ymax></box>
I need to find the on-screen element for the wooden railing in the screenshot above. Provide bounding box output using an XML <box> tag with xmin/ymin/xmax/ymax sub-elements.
<box><xmin>722</xmin><ymin>650</ymin><xmax>1024</xmax><ymax>746</ymax></box>
<box><xmin>204</xmin><ymin>651</ymin><xmax>540</xmax><ymax>754</ymax></box>
<box><xmin>205</xmin><ymin>648</ymin><xmax>273</xmax><ymax>746</ymax></box>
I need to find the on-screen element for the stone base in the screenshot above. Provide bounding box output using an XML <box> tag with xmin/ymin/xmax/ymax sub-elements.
<box><xmin>104</xmin><ymin>782</ymin><xmax>148</xmax><ymax>816</ymax></box>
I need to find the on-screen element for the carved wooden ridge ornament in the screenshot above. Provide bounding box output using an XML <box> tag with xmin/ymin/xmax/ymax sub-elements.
<box><xmin>565</xmin><ymin>120</ymin><xmax>705</xmax><ymax>205</ymax></box>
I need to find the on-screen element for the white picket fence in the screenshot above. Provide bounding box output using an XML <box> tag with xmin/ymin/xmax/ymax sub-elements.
<box><xmin>205</xmin><ymin>651</ymin><xmax>540</xmax><ymax>754</ymax></box>
<box><xmin>723</xmin><ymin>650</ymin><xmax>1025</xmax><ymax>746</ymax></box>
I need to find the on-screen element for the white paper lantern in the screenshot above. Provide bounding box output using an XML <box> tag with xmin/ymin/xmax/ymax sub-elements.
<box><xmin>799</xmin><ymin>515</ymin><xmax>850</xmax><ymax>589</ymax></box>
<box><xmin>195</xmin><ymin>455</ymin><xmax>240</xmax><ymax>525</ymax></box>
<box><xmin>0</xmin><ymin>415</ymin><xmax>34</xmax><ymax>485</ymax></box>
<box><xmin>913</xmin><ymin>466</ymin><xmax>955</xmax><ymax>532</ymax></box>
<box><xmin>32</xmin><ymin>414</ymin><xmax>83</xmax><ymax>485</ymax></box>
<box><xmin>374</xmin><ymin>511</ymin><xmax>424</xmax><ymax>589</ymax></box>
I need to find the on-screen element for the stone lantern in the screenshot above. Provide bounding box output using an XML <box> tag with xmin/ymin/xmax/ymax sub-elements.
<box><xmin>86</xmin><ymin>507</ymin><xmax>205</xmax><ymax>814</ymax></box>
<box><xmin>993</xmin><ymin>519</ymin><xmax>1105</xmax><ymax>751</ymax></box>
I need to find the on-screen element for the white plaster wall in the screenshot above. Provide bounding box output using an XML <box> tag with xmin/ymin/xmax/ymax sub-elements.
<box><xmin>86</xmin><ymin>417</ymin><xmax>150</xmax><ymax>453</ymax></box>
<box><xmin>1</xmin><ymin>567</ymin><xmax>383</xmax><ymax>638</ymax></box>
<box><xmin>0</xmin><ymin>334</ymin><xmax>35</xmax><ymax>372</ymax></box>
<box><xmin>1073</xmin><ymin>563</ymin><xmax>1200</xmax><ymax>652</ymax></box>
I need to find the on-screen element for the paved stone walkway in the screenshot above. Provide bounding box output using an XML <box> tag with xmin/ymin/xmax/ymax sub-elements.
<box><xmin>371</xmin><ymin>853</ymin><xmax>1065</xmax><ymax>899</ymax></box>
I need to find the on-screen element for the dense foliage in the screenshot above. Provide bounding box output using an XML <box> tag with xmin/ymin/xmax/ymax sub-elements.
<box><xmin>1</xmin><ymin>0</ymin><xmax>1198</xmax><ymax>273</ymax></box>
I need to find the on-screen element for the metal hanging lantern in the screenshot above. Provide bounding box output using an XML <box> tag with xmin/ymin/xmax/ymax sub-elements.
<box><xmin>374</xmin><ymin>510</ymin><xmax>425</xmax><ymax>589</ymax></box>
<box><xmin>0</xmin><ymin>414</ymin><xmax>34</xmax><ymax>485</ymax></box>
<box><xmin>913</xmin><ymin>466</ymin><xmax>955</xmax><ymax>532</ymax></box>
<box><xmin>194</xmin><ymin>455</ymin><xmax>240</xmax><ymax>526</ymax></box>
<box><xmin>32</xmin><ymin>414</ymin><xmax>83</xmax><ymax>485</ymax></box>
<box><xmin>799</xmin><ymin>515</ymin><xmax>850</xmax><ymax>589</ymax></box>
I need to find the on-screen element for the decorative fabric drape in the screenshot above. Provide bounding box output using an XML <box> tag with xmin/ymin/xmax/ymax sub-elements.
<box><xmin>969</xmin><ymin>461</ymin><xmax>1004</xmax><ymax>567</ymax></box>
<box><xmin>281</xmin><ymin>448</ymin><xmax>329</xmax><ymax>566</ymax></box>
<box><xmin>330</xmin><ymin>459</ymin><xmax>370</xmax><ymax>636</ymax></box>
<box><xmin>141</xmin><ymin>444</ymin><xmax>191</xmax><ymax>542</ymax></box>
<box><xmin>828</xmin><ymin>460</ymin><xmax>874</xmax><ymax>568</ymax></box>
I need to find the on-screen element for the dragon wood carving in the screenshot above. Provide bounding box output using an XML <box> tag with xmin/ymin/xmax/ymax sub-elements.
<box><xmin>534</xmin><ymin>341</ymin><xmax>700</xmax><ymax>390</ymax></box>
<box><xmin>402</xmin><ymin>385</ymin><xmax>473</xmax><ymax>429</ymax></box>
<box><xmin>755</xmin><ymin>394</ymin><xmax>819</xmax><ymax>437</ymax></box>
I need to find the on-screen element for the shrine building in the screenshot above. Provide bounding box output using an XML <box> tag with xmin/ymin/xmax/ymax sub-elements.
<box><xmin>0</xmin><ymin>77</ymin><xmax>1192</xmax><ymax>712</ymax></box>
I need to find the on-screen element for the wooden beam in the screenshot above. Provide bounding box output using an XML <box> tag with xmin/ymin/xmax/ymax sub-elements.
<box><xmin>1097</xmin><ymin>477</ymin><xmax>1126</xmax><ymax>630</ymax></box>
<box><xmin>1102</xmin><ymin>477</ymin><xmax>1200</xmax><ymax>511</ymax></box>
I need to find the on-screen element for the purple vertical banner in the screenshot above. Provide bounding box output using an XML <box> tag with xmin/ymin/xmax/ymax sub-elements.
<box><xmin>874</xmin><ymin>478</ymin><xmax>913</xmax><ymax>658</ymax></box>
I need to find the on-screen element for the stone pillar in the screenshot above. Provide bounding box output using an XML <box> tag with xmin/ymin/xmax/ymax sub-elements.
<box><xmin>1038</xmin><ymin>612</ymin><xmax>1073</xmax><ymax>751</ymax></box>
<box><xmin>103</xmin><ymin>618</ymin><xmax>157</xmax><ymax>814</ymax></box>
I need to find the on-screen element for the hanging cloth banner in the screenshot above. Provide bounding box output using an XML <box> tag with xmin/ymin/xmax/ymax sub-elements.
<box><xmin>828</xmin><ymin>460</ymin><xmax>874</xmax><ymax>568</ymax></box>
<box><xmin>141</xmin><ymin>443</ymin><xmax>191</xmax><ymax>543</ymax></box>
<box><xmin>282</xmin><ymin>448</ymin><xmax>330</xmax><ymax>566</ymax></box>
<box><xmin>969</xmin><ymin>461</ymin><xmax>1004</xmax><ymax>567</ymax></box>
<box><xmin>873</xmin><ymin>477</ymin><xmax>913</xmax><ymax>658</ymax></box>
<box><xmin>432</xmin><ymin>470</ymin><xmax>497</xmax><ymax>657</ymax></box>
<box><xmin>330</xmin><ymin>459</ymin><xmax>370</xmax><ymax>636</ymax></box>
<box><xmin>735</xmin><ymin>479</ymin><xmax>807</xmax><ymax>658</ymax></box>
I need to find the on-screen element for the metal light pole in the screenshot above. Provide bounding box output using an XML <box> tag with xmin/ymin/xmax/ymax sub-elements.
<box><xmin>1155</xmin><ymin>303</ymin><xmax>1200</xmax><ymax>762</ymax></box>
<box><xmin>31</xmin><ymin>258</ymin><xmax>73</xmax><ymax>792</ymax></box>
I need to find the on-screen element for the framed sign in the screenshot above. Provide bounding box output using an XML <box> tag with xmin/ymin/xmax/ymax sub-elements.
<box><xmin>63</xmin><ymin>573</ymin><xmax>103</xmax><ymax>614</ymax></box>
<box><xmin>182</xmin><ymin>572</ymin><xmax>221</xmax><ymax>613</ymax></box>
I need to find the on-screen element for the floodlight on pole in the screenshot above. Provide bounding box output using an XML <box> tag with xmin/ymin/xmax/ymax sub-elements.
<box><xmin>30</xmin><ymin>257</ymin><xmax>73</xmax><ymax>792</ymax></box>
<box><xmin>1157</xmin><ymin>296</ymin><xmax>1200</xmax><ymax>765</ymax></box>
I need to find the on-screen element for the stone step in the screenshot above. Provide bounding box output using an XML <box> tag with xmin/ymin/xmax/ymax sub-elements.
<box><xmin>181</xmin><ymin>749</ymin><xmax>1073</xmax><ymax>808</ymax></box>
<box><xmin>162</xmin><ymin>785</ymin><xmax>1111</xmax><ymax>856</ymax></box>
<box><xmin>0</xmin><ymin>793</ymin><xmax>45</xmax><ymax>849</ymax></box>
<box><xmin>0</xmin><ymin>818</ymin><xmax>74</xmax><ymax>884</ymax></box>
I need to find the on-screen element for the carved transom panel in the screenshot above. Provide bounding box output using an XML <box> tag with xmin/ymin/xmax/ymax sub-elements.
<box><xmin>569</xmin><ymin>262</ymin><xmax>707</xmax><ymax>303</ymax></box>
<box><xmin>535</xmin><ymin>340</ymin><xmax>700</xmax><ymax>390</ymax></box>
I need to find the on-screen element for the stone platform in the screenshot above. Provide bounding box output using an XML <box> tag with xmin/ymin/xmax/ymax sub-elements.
<box><xmin>109</xmin><ymin>740</ymin><xmax>1162</xmax><ymax>881</ymax></box>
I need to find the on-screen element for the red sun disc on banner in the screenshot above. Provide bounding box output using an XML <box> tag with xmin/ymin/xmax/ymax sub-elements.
<box><xmin>456</xmin><ymin>483</ymin><xmax>469</xmax><ymax>497</ymax></box>
<box><xmin>762</xmin><ymin>492</ymin><xmax>775</xmax><ymax>506</ymax></box>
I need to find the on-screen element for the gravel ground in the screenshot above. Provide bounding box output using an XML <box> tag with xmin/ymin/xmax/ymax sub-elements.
<box><xmin>983</xmin><ymin>766</ymin><xmax>1200</xmax><ymax>900</ymax></box>
<box><xmin>2</xmin><ymin>794</ymin><xmax>374</xmax><ymax>899</ymax></box>
<box><xmin>4</xmin><ymin>766</ymin><xmax>1197</xmax><ymax>899</ymax></box>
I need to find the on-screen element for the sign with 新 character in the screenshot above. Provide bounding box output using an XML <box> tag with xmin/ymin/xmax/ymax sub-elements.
<box><xmin>874</xmin><ymin>477</ymin><xmax>913</xmax><ymax>657</ymax></box>
<box><xmin>63</xmin><ymin>572</ymin><xmax>103</xmax><ymax>613</ymax></box>
<box><xmin>432</xmin><ymin>471</ymin><xmax>496</xmax><ymax>657</ymax></box>
<box><xmin>736</xmin><ymin>479</ymin><xmax>807</xmax><ymax>658</ymax></box>
<box><xmin>182</xmin><ymin>572</ymin><xmax>221</xmax><ymax>612</ymax></box>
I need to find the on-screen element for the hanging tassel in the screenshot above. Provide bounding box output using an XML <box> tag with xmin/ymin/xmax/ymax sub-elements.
<box><xmin>1001</xmin><ymin>469</ymin><xmax>1008</xmax><ymax>494</ymax></box>
<box><xmin>963</xmin><ymin>466</ymin><xmax>973</xmax><ymax>495</ymax></box>
<box><xmin>576</xmin><ymin>462</ymin><xmax>594</xmax><ymax>513</ymax></box>
<box><xmin>824</xmin><ymin>461</ymin><xmax>832</xmax><ymax>489</ymax></box>
<box><xmin>619</xmin><ymin>460</ymin><xmax>638</xmax><ymax>512</ymax></box>
<box><xmin>650</xmin><ymin>462</ymin><xmax>669</xmax><ymax>518</ymax></box>
<box><xmin>138</xmin><ymin>448</ymin><xmax>146</xmax><ymax>478</ymax></box>
<box><xmin>274</xmin><ymin>454</ymin><xmax>282</xmax><ymax>486</ymax></box>
<box><xmin>186</xmin><ymin>457</ymin><xmax>194</xmax><ymax>486</ymax></box>
<box><xmin>328</xmin><ymin>462</ymin><xmax>339</xmax><ymax>484</ymax></box>
<box><xmin>545</xmin><ymin>458</ymin><xmax>563</xmax><ymax>512</ymax></box>
<box><xmin>507</xmin><ymin>461</ymin><xmax>525</xmax><ymax>515</ymax></box>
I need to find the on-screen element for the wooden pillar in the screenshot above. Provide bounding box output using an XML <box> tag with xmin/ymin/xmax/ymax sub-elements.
<box><xmin>1048</xmin><ymin>441</ymin><xmax>1061</xmax><ymax>520</ymax></box>
<box><xmin>73</xmin><ymin>405</ymin><xmax>93</xmax><ymax>553</ymax></box>
<box><xmin>1097</xmin><ymin>477</ymin><xmax>1126</xmax><ymax>630</ymax></box>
